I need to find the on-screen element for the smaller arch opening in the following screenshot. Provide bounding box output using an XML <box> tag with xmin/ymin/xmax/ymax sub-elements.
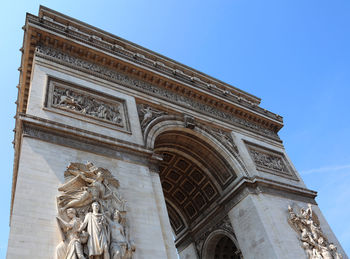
<box><xmin>213</xmin><ymin>235</ymin><xmax>240</xmax><ymax>259</ymax></box>
<box><xmin>203</xmin><ymin>232</ymin><xmax>241</xmax><ymax>259</ymax></box>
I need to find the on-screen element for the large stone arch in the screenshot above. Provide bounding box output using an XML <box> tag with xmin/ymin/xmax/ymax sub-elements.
<box><xmin>8</xmin><ymin>7</ymin><xmax>347</xmax><ymax>259</ymax></box>
<box><xmin>140</xmin><ymin>112</ymin><xmax>248</xmax><ymax>252</ymax></box>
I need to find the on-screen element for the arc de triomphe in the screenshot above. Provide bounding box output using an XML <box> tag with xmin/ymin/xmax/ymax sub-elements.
<box><xmin>7</xmin><ymin>6</ymin><xmax>347</xmax><ymax>259</ymax></box>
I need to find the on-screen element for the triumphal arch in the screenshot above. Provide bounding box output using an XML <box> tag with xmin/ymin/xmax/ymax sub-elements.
<box><xmin>7</xmin><ymin>6</ymin><xmax>347</xmax><ymax>259</ymax></box>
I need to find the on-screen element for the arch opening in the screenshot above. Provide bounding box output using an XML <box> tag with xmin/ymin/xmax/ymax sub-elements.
<box><xmin>207</xmin><ymin>235</ymin><xmax>240</xmax><ymax>259</ymax></box>
<box><xmin>154</xmin><ymin>129</ymin><xmax>237</xmax><ymax>242</ymax></box>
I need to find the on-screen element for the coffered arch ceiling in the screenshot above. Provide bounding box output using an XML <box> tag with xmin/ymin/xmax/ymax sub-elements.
<box><xmin>154</xmin><ymin>130</ymin><xmax>237</xmax><ymax>237</ymax></box>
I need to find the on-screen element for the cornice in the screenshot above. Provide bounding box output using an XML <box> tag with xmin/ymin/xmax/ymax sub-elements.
<box><xmin>38</xmin><ymin>6</ymin><xmax>262</xmax><ymax>104</ymax></box>
<box><xmin>19</xmin><ymin>113</ymin><xmax>154</xmax><ymax>156</ymax></box>
<box><xmin>18</xmin><ymin>7</ymin><xmax>283</xmax><ymax>130</ymax></box>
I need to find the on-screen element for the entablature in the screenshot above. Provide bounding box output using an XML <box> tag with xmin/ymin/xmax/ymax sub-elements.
<box><xmin>17</xmin><ymin>6</ymin><xmax>283</xmax><ymax>140</ymax></box>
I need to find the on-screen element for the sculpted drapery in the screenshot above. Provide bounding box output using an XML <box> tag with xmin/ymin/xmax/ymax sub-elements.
<box><xmin>55</xmin><ymin>162</ymin><xmax>135</xmax><ymax>259</ymax></box>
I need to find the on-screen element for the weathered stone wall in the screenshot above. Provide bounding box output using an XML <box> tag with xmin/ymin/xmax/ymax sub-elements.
<box><xmin>8</xmin><ymin>59</ymin><xmax>178</xmax><ymax>258</ymax></box>
<box><xmin>228</xmin><ymin>193</ymin><xmax>347</xmax><ymax>259</ymax></box>
<box><xmin>7</xmin><ymin>137</ymin><xmax>177</xmax><ymax>258</ymax></box>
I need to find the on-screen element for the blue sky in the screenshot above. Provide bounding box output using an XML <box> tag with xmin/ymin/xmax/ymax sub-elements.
<box><xmin>0</xmin><ymin>0</ymin><xmax>349</xmax><ymax>257</ymax></box>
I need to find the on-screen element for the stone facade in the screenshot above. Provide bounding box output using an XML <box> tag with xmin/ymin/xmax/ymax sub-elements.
<box><xmin>8</xmin><ymin>6</ymin><xmax>347</xmax><ymax>259</ymax></box>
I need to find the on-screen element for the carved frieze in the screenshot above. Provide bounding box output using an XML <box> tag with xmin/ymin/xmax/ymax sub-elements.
<box><xmin>46</xmin><ymin>78</ymin><xmax>130</xmax><ymax>132</ymax></box>
<box><xmin>245</xmin><ymin>142</ymin><xmax>298</xmax><ymax>180</ymax></box>
<box><xmin>288</xmin><ymin>204</ymin><xmax>343</xmax><ymax>259</ymax></box>
<box><xmin>36</xmin><ymin>46</ymin><xmax>279</xmax><ymax>140</ymax></box>
<box><xmin>56</xmin><ymin>161</ymin><xmax>135</xmax><ymax>259</ymax></box>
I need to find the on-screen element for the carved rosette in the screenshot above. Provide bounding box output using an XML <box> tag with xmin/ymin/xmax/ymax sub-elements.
<box><xmin>55</xmin><ymin>162</ymin><xmax>135</xmax><ymax>259</ymax></box>
<box><xmin>288</xmin><ymin>204</ymin><xmax>343</xmax><ymax>259</ymax></box>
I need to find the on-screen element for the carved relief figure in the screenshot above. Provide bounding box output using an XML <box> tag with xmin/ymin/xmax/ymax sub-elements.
<box><xmin>79</xmin><ymin>202</ymin><xmax>110</xmax><ymax>259</ymax></box>
<box><xmin>107</xmin><ymin>210</ymin><xmax>135</xmax><ymax>259</ymax></box>
<box><xmin>56</xmin><ymin>162</ymin><xmax>135</xmax><ymax>259</ymax></box>
<box><xmin>56</xmin><ymin>208</ymin><xmax>87</xmax><ymax>259</ymax></box>
<box><xmin>287</xmin><ymin>204</ymin><xmax>342</xmax><ymax>259</ymax></box>
<box><xmin>58</xmin><ymin>165</ymin><xmax>111</xmax><ymax>212</ymax></box>
<box><xmin>137</xmin><ymin>104</ymin><xmax>166</xmax><ymax>131</ymax></box>
<box><xmin>52</xmin><ymin>86</ymin><xmax>123</xmax><ymax>126</ymax></box>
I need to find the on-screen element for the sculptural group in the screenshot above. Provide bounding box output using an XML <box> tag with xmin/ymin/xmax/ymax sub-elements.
<box><xmin>288</xmin><ymin>204</ymin><xmax>342</xmax><ymax>259</ymax></box>
<box><xmin>53</xmin><ymin>87</ymin><xmax>123</xmax><ymax>125</ymax></box>
<box><xmin>55</xmin><ymin>162</ymin><xmax>135</xmax><ymax>259</ymax></box>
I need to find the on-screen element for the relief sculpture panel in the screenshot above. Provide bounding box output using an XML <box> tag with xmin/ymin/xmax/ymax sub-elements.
<box><xmin>245</xmin><ymin>141</ymin><xmax>298</xmax><ymax>180</ymax></box>
<box><xmin>46</xmin><ymin>78</ymin><xmax>130</xmax><ymax>132</ymax></box>
<box><xmin>55</xmin><ymin>162</ymin><xmax>135</xmax><ymax>259</ymax></box>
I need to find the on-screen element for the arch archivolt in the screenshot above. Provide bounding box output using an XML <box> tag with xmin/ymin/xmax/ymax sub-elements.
<box><xmin>141</xmin><ymin>112</ymin><xmax>248</xmax><ymax>178</ymax></box>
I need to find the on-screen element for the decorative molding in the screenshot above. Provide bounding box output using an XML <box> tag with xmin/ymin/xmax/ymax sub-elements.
<box><xmin>245</xmin><ymin>141</ymin><xmax>298</xmax><ymax>180</ymax></box>
<box><xmin>21</xmin><ymin>120</ymin><xmax>158</xmax><ymax>168</ymax></box>
<box><xmin>288</xmin><ymin>204</ymin><xmax>343</xmax><ymax>259</ymax></box>
<box><xmin>46</xmin><ymin>77</ymin><xmax>130</xmax><ymax>132</ymax></box>
<box><xmin>31</xmin><ymin>9</ymin><xmax>277</xmax><ymax>113</ymax></box>
<box><xmin>35</xmin><ymin>46</ymin><xmax>280</xmax><ymax>140</ymax></box>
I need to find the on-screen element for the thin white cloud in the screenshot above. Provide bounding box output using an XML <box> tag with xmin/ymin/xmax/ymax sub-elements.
<box><xmin>300</xmin><ymin>164</ymin><xmax>350</xmax><ymax>175</ymax></box>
